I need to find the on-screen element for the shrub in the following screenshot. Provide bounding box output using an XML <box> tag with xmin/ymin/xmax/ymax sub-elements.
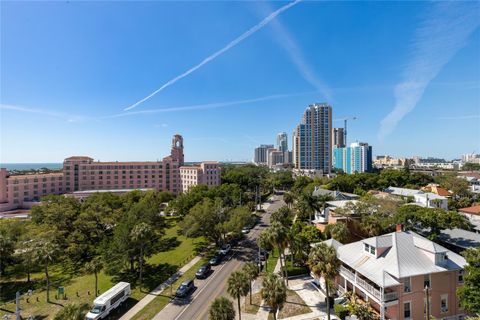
<box><xmin>334</xmin><ymin>304</ymin><xmax>349</xmax><ymax>320</ymax></box>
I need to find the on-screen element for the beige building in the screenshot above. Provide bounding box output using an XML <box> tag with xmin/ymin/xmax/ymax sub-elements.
<box><xmin>179</xmin><ymin>161</ymin><xmax>221</xmax><ymax>193</ymax></box>
<box><xmin>0</xmin><ymin>134</ymin><xmax>221</xmax><ymax>212</ymax></box>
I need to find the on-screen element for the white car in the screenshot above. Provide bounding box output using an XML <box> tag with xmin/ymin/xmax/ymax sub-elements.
<box><xmin>219</xmin><ymin>244</ymin><xmax>231</xmax><ymax>255</ymax></box>
<box><xmin>242</xmin><ymin>227</ymin><xmax>250</xmax><ymax>234</ymax></box>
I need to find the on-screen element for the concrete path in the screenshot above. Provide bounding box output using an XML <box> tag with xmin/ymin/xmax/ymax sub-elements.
<box><xmin>119</xmin><ymin>256</ymin><xmax>201</xmax><ymax>320</ymax></box>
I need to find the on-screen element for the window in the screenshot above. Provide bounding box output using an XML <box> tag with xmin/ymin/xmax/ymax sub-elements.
<box><xmin>440</xmin><ymin>294</ymin><xmax>448</xmax><ymax>313</ymax></box>
<box><xmin>458</xmin><ymin>270</ymin><xmax>464</xmax><ymax>283</ymax></box>
<box><xmin>424</xmin><ymin>274</ymin><xmax>430</xmax><ymax>288</ymax></box>
<box><xmin>370</xmin><ymin>246</ymin><xmax>376</xmax><ymax>255</ymax></box>
<box><xmin>404</xmin><ymin>301</ymin><xmax>411</xmax><ymax>319</ymax></box>
<box><xmin>403</xmin><ymin>277</ymin><xmax>411</xmax><ymax>293</ymax></box>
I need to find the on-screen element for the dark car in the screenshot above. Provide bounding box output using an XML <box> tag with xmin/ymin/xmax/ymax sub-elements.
<box><xmin>175</xmin><ymin>279</ymin><xmax>194</xmax><ymax>298</ymax></box>
<box><xmin>195</xmin><ymin>263</ymin><xmax>211</xmax><ymax>279</ymax></box>
<box><xmin>259</xmin><ymin>249</ymin><xmax>269</xmax><ymax>261</ymax></box>
<box><xmin>209</xmin><ymin>254</ymin><xmax>222</xmax><ymax>266</ymax></box>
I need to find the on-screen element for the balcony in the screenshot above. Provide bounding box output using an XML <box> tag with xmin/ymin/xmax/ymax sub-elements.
<box><xmin>339</xmin><ymin>266</ymin><xmax>399</xmax><ymax>304</ymax></box>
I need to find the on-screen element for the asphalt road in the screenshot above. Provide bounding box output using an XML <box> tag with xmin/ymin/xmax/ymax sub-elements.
<box><xmin>153</xmin><ymin>195</ymin><xmax>285</xmax><ymax>320</ymax></box>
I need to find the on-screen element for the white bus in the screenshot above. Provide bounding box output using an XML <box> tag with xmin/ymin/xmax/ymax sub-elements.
<box><xmin>85</xmin><ymin>282</ymin><xmax>131</xmax><ymax>320</ymax></box>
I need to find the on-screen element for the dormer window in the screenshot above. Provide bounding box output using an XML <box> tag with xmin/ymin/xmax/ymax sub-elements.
<box><xmin>364</xmin><ymin>243</ymin><xmax>376</xmax><ymax>256</ymax></box>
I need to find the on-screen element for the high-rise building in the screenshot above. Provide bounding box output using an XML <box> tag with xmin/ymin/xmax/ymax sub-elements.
<box><xmin>333</xmin><ymin>142</ymin><xmax>372</xmax><ymax>174</ymax></box>
<box><xmin>276</xmin><ymin>132</ymin><xmax>288</xmax><ymax>152</ymax></box>
<box><xmin>254</xmin><ymin>144</ymin><xmax>274</xmax><ymax>165</ymax></box>
<box><xmin>333</xmin><ymin>127</ymin><xmax>345</xmax><ymax>148</ymax></box>
<box><xmin>292</xmin><ymin>103</ymin><xmax>332</xmax><ymax>173</ymax></box>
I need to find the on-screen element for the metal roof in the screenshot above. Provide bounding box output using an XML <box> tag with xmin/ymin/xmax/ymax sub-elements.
<box><xmin>334</xmin><ymin>231</ymin><xmax>466</xmax><ymax>288</ymax></box>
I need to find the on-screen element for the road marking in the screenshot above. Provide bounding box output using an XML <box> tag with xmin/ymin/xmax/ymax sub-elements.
<box><xmin>172</xmin><ymin>252</ymin><xmax>236</xmax><ymax>320</ymax></box>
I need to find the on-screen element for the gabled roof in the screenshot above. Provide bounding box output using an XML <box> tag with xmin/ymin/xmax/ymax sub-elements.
<box><xmin>334</xmin><ymin>231</ymin><xmax>466</xmax><ymax>288</ymax></box>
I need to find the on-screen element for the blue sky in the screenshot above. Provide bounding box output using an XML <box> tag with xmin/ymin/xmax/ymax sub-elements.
<box><xmin>1</xmin><ymin>1</ymin><xmax>479</xmax><ymax>163</ymax></box>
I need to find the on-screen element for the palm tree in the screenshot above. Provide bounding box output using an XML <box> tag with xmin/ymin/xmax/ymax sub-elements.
<box><xmin>36</xmin><ymin>239</ymin><xmax>59</xmax><ymax>302</ymax></box>
<box><xmin>242</xmin><ymin>262</ymin><xmax>259</xmax><ymax>304</ymax></box>
<box><xmin>227</xmin><ymin>271</ymin><xmax>250</xmax><ymax>320</ymax></box>
<box><xmin>85</xmin><ymin>258</ymin><xmax>103</xmax><ymax>297</ymax></box>
<box><xmin>267</xmin><ymin>221</ymin><xmax>289</xmax><ymax>285</ymax></box>
<box><xmin>283</xmin><ymin>192</ymin><xmax>294</xmax><ymax>209</ymax></box>
<box><xmin>308</xmin><ymin>243</ymin><xmax>341</xmax><ymax>320</ymax></box>
<box><xmin>325</xmin><ymin>223</ymin><xmax>349</xmax><ymax>244</ymax></box>
<box><xmin>54</xmin><ymin>303</ymin><xmax>89</xmax><ymax>320</ymax></box>
<box><xmin>130</xmin><ymin>222</ymin><xmax>155</xmax><ymax>286</ymax></box>
<box><xmin>256</xmin><ymin>231</ymin><xmax>271</xmax><ymax>271</ymax></box>
<box><xmin>209</xmin><ymin>297</ymin><xmax>236</xmax><ymax>320</ymax></box>
<box><xmin>261</xmin><ymin>273</ymin><xmax>287</xmax><ymax>320</ymax></box>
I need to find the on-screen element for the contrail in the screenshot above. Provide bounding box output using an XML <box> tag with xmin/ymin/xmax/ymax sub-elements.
<box><xmin>378</xmin><ymin>1</ymin><xmax>479</xmax><ymax>141</ymax></box>
<box><xmin>124</xmin><ymin>0</ymin><xmax>301</xmax><ymax>111</ymax></box>
<box><xmin>111</xmin><ymin>90</ymin><xmax>315</xmax><ymax>118</ymax></box>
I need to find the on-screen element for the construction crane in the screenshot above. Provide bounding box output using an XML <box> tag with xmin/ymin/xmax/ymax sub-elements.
<box><xmin>336</xmin><ymin>116</ymin><xmax>357</xmax><ymax>146</ymax></box>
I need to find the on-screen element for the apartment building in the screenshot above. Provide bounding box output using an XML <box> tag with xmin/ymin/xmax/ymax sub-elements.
<box><xmin>321</xmin><ymin>229</ymin><xmax>467</xmax><ymax>320</ymax></box>
<box><xmin>0</xmin><ymin>134</ymin><xmax>220</xmax><ymax>212</ymax></box>
<box><xmin>292</xmin><ymin>103</ymin><xmax>332</xmax><ymax>174</ymax></box>
<box><xmin>179</xmin><ymin>161</ymin><xmax>221</xmax><ymax>193</ymax></box>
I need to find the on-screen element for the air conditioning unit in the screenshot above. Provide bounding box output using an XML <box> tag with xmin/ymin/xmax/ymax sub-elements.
<box><xmin>441</xmin><ymin>306</ymin><xmax>448</xmax><ymax>313</ymax></box>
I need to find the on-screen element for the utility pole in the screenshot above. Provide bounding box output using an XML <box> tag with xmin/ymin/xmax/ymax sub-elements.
<box><xmin>424</xmin><ymin>285</ymin><xmax>430</xmax><ymax>320</ymax></box>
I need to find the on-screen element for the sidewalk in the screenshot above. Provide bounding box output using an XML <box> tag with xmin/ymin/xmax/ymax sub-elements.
<box><xmin>119</xmin><ymin>256</ymin><xmax>201</xmax><ymax>320</ymax></box>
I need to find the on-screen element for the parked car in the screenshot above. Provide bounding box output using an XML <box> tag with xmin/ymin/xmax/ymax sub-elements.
<box><xmin>175</xmin><ymin>279</ymin><xmax>194</xmax><ymax>298</ymax></box>
<box><xmin>195</xmin><ymin>263</ymin><xmax>211</xmax><ymax>279</ymax></box>
<box><xmin>209</xmin><ymin>254</ymin><xmax>222</xmax><ymax>266</ymax></box>
<box><xmin>242</xmin><ymin>227</ymin><xmax>250</xmax><ymax>234</ymax></box>
<box><xmin>219</xmin><ymin>244</ymin><xmax>231</xmax><ymax>255</ymax></box>
<box><xmin>259</xmin><ymin>249</ymin><xmax>269</xmax><ymax>261</ymax></box>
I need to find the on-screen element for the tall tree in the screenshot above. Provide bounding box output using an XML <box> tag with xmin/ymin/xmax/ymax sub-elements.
<box><xmin>242</xmin><ymin>262</ymin><xmax>260</xmax><ymax>304</ymax></box>
<box><xmin>85</xmin><ymin>258</ymin><xmax>103</xmax><ymax>297</ymax></box>
<box><xmin>267</xmin><ymin>221</ymin><xmax>290</xmax><ymax>284</ymax></box>
<box><xmin>36</xmin><ymin>238</ymin><xmax>59</xmax><ymax>302</ymax></box>
<box><xmin>308</xmin><ymin>243</ymin><xmax>341</xmax><ymax>320</ymax></box>
<box><xmin>0</xmin><ymin>232</ymin><xmax>14</xmax><ymax>276</ymax></box>
<box><xmin>458</xmin><ymin>248</ymin><xmax>480</xmax><ymax>314</ymax></box>
<box><xmin>283</xmin><ymin>192</ymin><xmax>294</xmax><ymax>209</ymax></box>
<box><xmin>130</xmin><ymin>222</ymin><xmax>156</xmax><ymax>285</ymax></box>
<box><xmin>209</xmin><ymin>297</ymin><xmax>236</xmax><ymax>320</ymax></box>
<box><xmin>257</xmin><ymin>231</ymin><xmax>272</xmax><ymax>271</ymax></box>
<box><xmin>261</xmin><ymin>273</ymin><xmax>287</xmax><ymax>320</ymax></box>
<box><xmin>227</xmin><ymin>271</ymin><xmax>250</xmax><ymax>320</ymax></box>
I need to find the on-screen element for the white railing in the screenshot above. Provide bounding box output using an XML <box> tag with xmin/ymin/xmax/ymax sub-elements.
<box><xmin>383</xmin><ymin>291</ymin><xmax>399</xmax><ymax>302</ymax></box>
<box><xmin>356</xmin><ymin>276</ymin><xmax>381</xmax><ymax>300</ymax></box>
<box><xmin>340</xmin><ymin>266</ymin><xmax>355</xmax><ymax>282</ymax></box>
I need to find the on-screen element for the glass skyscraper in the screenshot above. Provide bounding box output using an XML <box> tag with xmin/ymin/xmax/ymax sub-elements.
<box><xmin>333</xmin><ymin>142</ymin><xmax>373</xmax><ymax>174</ymax></box>
<box><xmin>293</xmin><ymin>103</ymin><xmax>332</xmax><ymax>173</ymax></box>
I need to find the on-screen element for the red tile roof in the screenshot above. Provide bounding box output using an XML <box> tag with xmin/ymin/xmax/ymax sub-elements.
<box><xmin>459</xmin><ymin>205</ymin><xmax>480</xmax><ymax>215</ymax></box>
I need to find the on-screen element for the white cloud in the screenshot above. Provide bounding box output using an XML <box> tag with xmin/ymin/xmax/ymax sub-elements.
<box><xmin>378</xmin><ymin>1</ymin><xmax>480</xmax><ymax>141</ymax></box>
<box><xmin>0</xmin><ymin>104</ymin><xmax>87</xmax><ymax>122</ymax></box>
<box><xmin>254</xmin><ymin>2</ymin><xmax>332</xmax><ymax>101</ymax></box>
<box><xmin>123</xmin><ymin>0</ymin><xmax>301</xmax><ymax>111</ymax></box>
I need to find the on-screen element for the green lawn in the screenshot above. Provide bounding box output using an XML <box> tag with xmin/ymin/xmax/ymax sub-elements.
<box><xmin>263</xmin><ymin>249</ymin><xmax>280</xmax><ymax>274</ymax></box>
<box><xmin>131</xmin><ymin>258</ymin><xmax>207</xmax><ymax>320</ymax></box>
<box><xmin>0</xmin><ymin>217</ymin><xmax>204</xmax><ymax>319</ymax></box>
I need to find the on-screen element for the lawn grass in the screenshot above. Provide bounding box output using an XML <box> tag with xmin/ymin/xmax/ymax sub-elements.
<box><xmin>0</xmin><ymin>217</ymin><xmax>204</xmax><ymax>319</ymax></box>
<box><xmin>263</xmin><ymin>249</ymin><xmax>280</xmax><ymax>274</ymax></box>
<box><xmin>283</xmin><ymin>258</ymin><xmax>309</xmax><ymax>277</ymax></box>
<box><xmin>130</xmin><ymin>258</ymin><xmax>207</xmax><ymax>320</ymax></box>
<box><xmin>242</xmin><ymin>291</ymin><xmax>262</xmax><ymax>315</ymax></box>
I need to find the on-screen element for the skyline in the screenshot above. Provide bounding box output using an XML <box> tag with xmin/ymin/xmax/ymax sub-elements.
<box><xmin>1</xmin><ymin>1</ymin><xmax>479</xmax><ymax>163</ymax></box>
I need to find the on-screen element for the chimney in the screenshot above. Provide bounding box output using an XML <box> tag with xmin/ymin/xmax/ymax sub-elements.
<box><xmin>396</xmin><ymin>224</ymin><xmax>403</xmax><ymax>232</ymax></box>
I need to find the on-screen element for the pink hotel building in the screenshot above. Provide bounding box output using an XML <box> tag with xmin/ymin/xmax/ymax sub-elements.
<box><xmin>0</xmin><ymin>134</ymin><xmax>221</xmax><ymax>212</ymax></box>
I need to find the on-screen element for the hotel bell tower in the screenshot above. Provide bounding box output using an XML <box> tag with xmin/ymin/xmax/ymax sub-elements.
<box><xmin>171</xmin><ymin>134</ymin><xmax>184</xmax><ymax>166</ymax></box>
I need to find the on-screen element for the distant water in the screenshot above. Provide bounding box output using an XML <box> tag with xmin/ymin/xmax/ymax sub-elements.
<box><xmin>0</xmin><ymin>163</ymin><xmax>63</xmax><ymax>171</ymax></box>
